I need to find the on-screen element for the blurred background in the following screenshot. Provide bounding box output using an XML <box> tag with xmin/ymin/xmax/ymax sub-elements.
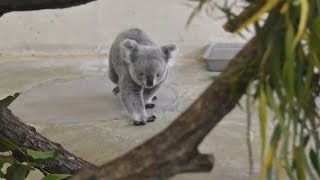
<box><xmin>0</xmin><ymin>0</ymin><xmax>246</xmax><ymax>57</ymax></box>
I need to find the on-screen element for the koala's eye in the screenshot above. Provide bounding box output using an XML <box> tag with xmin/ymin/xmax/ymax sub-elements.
<box><xmin>157</xmin><ymin>74</ymin><xmax>160</xmax><ymax>77</ymax></box>
<box><xmin>140</xmin><ymin>73</ymin><xmax>144</xmax><ymax>76</ymax></box>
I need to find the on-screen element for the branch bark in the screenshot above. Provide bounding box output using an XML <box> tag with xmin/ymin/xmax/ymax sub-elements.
<box><xmin>71</xmin><ymin>36</ymin><xmax>260</xmax><ymax>180</ymax></box>
<box><xmin>0</xmin><ymin>0</ymin><xmax>98</xmax><ymax>16</ymax></box>
<box><xmin>0</xmin><ymin>107</ymin><xmax>96</xmax><ymax>174</ymax></box>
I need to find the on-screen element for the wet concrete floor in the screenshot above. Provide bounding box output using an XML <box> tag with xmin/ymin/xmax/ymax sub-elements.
<box><xmin>0</xmin><ymin>56</ymin><xmax>261</xmax><ymax>179</ymax></box>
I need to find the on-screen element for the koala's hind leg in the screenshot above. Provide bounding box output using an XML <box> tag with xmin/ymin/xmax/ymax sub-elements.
<box><xmin>119</xmin><ymin>80</ymin><xmax>156</xmax><ymax>125</ymax></box>
<box><xmin>109</xmin><ymin>64</ymin><xmax>120</xmax><ymax>95</ymax></box>
<box><xmin>108</xmin><ymin>64</ymin><xmax>118</xmax><ymax>83</ymax></box>
<box><xmin>143</xmin><ymin>83</ymin><xmax>161</xmax><ymax>109</ymax></box>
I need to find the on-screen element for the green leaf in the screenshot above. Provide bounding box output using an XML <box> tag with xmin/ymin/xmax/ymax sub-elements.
<box><xmin>42</xmin><ymin>174</ymin><xmax>71</xmax><ymax>180</ymax></box>
<box><xmin>0</xmin><ymin>137</ymin><xmax>22</xmax><ymax>153</ymax></box>
<box><xmin>259</xmin><ymin>85</ymin><xmax>268</xmax><ymax>159</ymax></box>
<box><xmin>294</xmin><ymin>146</ymin><xmax>306</xmax><ymax>180</ymax></box>
<box><xmin>309</xmin><ymin>149</ymin><xmax>320</xmax><ymax>176</ymax></box>
<box><xmin>0</xmin><ymin>170</ymin><xmax>5</xmax><ymax>178</ymax></box>
<box><xmin>270</xmin><ymin>125</ymin><xmax>282</xmax><ymax>147</ymax></box>
<box><xmin>26</xmin><ymin>150</ymin><xmax>59</xmax><ymax>161</ymax></box>
<box><xmin>293</xmin><ymin>0</ymin><xmax>309</xmax><ymax>47</ymax></box>
<box><xmin>5</xmin><ymin>164</ymin><xmax>28</xmax><ymax>180</ymax></box>
<box><xmin>303</xmin><ymin>134</ymin><xmax>310</xmax><ymax>147</ymax></box>
<box><xmin>284</xmin><ymin>24</ymin><xmax>295</xmax><ymax>105</ymax></box>
<box><xmin>0</xmin><ymin>160</ymin><xmax>5</xmax><ymax>170</ymax></box>
<box><xmin>234</xmin><ymin>0</ymin><xmax>281</xmax><ymax>33</ymax></box>
<box><xmin>311</xmin><ymin>17</ymin><xmax>320</xmax><ymax>39</ymax></box>
<box><xmin>0</xmin><ymin>93</ymin><xmax>20</xmax><ymax>108</ymax></box>
<box><xmin>0</xmin><ymin>155</ymin><xmax>16</xmax><ymax>169</ymax></box>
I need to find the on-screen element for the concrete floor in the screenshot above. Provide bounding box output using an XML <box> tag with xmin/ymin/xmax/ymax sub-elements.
<box><xmin>0</xmin><ymin>56</ymin><xmax>261</xmax><ymax>179</ymax></box>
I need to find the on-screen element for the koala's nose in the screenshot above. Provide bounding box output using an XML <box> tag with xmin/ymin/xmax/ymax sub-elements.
<box><xmin>146</xmin><ymin>80</ymin><xmax>154</xmax><ymax>87</ymax></box>
<box><xmin>146</xmin><ymin>76</ymin><xmax>154</xmax><ymax>87</ymax></box>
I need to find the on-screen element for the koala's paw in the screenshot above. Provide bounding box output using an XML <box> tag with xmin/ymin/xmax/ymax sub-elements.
<box><xmin>147</xmin><ymin>115</ymin><xmax>156</xmax><ymax>122</ymax></box>
<box><xmin>133</xmin><ymin>116</ymin><xmax>156</xmax><ymax>126</ymax></box>
<box><xmin>133</xmin><ymin>120</ymin><xmax>146</xmax><ymax>126</ymax></box>
<box><xmin>152</xmin><ymin>96</ymin><xmax>157</xmax><ymax>101</ymax></box>
<box><xmin>145</xmin><ymin>103</ymin><xmax>155</xmax><ymax>109</ymax></box>
<box><xmin>113</xmin><ymin>86</ymin><xmax>120</xmax><ymax>95</ymax></box>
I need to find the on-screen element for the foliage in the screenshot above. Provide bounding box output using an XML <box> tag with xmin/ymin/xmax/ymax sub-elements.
<box><xmin>189</xmin><ymin>0</ymin><xmax>320</xmax><ymax>179</ymax></box>
<box><xmin>0</xmin><ymin>92</ymin><xmax>69</xmax><ymax>180</ymax></box>
<box><xmin>0</xmin><ymin>93</ymin><xmax>20</xmax><ymax>108</ymax></box>
<box><xmin>0</xmin><ymin>136</ymin><xmax>70</xmax><ymax>180</ymax></box>
<box><xmin>0</xmin><ymin>94</ymin><xmax>67</xmax><ymax>179</ymax></box>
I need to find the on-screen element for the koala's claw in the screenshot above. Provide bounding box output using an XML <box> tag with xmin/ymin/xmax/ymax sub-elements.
<box><xmin>147</xmin><ymin>115</ymin><xmax>156</xmax><ymax>122</ymax></box>
<box><xmin>113</xmin><ymin>86</ymin><xmax>120</xmax><ymax>95</ymax></box>
<box><xmin>145</xmin><ymin>103</ymin><xmax>155</xmax><ymax>109</ymax></box>
<box><xmin>152</xmin><ymin>96</ymin><xmax>157</xmax><ymax>101</ymax></box>
<box><xmin>134</xmin><ymin>121</ymin><xmax>146</xmax><ymax>126</ymax></box>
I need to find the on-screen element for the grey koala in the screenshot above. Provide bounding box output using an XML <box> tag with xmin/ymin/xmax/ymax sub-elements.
<box><xmin>108</xmin><ymin>28</ymin><xmax>177</xmax><ymax>126</ymax></box>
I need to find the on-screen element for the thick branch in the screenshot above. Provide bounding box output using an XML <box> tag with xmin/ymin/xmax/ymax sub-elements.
<box><xmin>0</xmin><ymin>107</ymin><xmax>96</xmax><ymax>174</ymax></box>
<box><xmin>0</xmin><ymin>0</ymin><xmax>98</xmax><ymax>16</ymax></box>
<box><xmin>71</xmin><ymin>36</ymin><xmax>260</xmax><ymax>180</ymax></box>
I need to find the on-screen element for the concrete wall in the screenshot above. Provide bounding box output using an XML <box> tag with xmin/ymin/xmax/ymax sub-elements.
<box><xmin>0</xmin><ymin>0</ymin><xmax>246</xmax><ymax>57</ymax></box>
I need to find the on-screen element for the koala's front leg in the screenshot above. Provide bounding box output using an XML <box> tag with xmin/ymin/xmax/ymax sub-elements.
<box><xmin>143</xmin><ymin>83</ymin><xmax>161</xmax><ymax>109</ymax></box>
<box><xmin>119</xmin><ymin>81</ymin><xmax>156</xmax><ymax>126</ymax></box>
<box><xmin>112</xmin><ymin>86</ymin><xmax>120</xmax><ymax>95</ymax></box>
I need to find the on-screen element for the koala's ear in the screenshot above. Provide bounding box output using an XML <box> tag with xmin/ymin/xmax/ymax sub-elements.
<box><xmin>161</xmin><ymin>44</ymin><xmax>177</xmax><ymax>63</ymax></box>
<box><xmin>119</xmin><ymin>39</ymin><xmax>138</xmax><ymax>63</ymax></box>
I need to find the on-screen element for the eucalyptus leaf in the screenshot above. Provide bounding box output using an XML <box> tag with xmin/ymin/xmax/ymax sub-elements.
<box><xmin>0</xmin><ymin>170</ymin><xmax>4</xmax><ymax>178</ymax></box>
<box><xmin>309</xmin><ymin>149</ymin><xmax>320</xmax><ymax>176</ymax></box>
<box><xmin>258</xmin><ymin>85</ymin><xmax>267</xmax><ymax>158</ymax></box>
<box><xmin>311</xmin><ymin>16</ymin><xmax>320</xmax><ymax>39</ymax></box>
<box><xmin>294</xmin><ymin>146</ymin><xmax>306</xmax><ymax>180</ymax></box>
<box><xmin>303</xmin><ymin>134</ymin><xmax>310</xmax><ymax>147</ymax></box>
<box><xmin>194</xmin><ymin>0</ymin><xmax>320</xmax><ymax>179</ymax></box>
<box><xmin>5</xmin><ymin>164</ymin><xmax>28</xmax><ymax>180</ymax></box>
<box><xmin>0</xmin><ymin>93</ymin><xmax>20</xmax><ymax>108</ymax></box>
<box><xmin>42</xmin><ymin>174</ymin><xmax>71</xmax><ymax>180</ymax></box>
<box><xmin>0</xmin><ymin>155</ymin><xmax>16</xmax><ymax>168</ymax></box>
<box><xmin>26</xmin><ymin>150</ymin><xmax>59</xmax><ymax>161</ymax></box>
<box><xmin>0</xmin><ymin>137</ymin><xmax>22</xmax><ymax>152</ymax></box>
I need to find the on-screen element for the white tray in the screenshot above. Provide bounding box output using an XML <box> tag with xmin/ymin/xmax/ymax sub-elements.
<box><xmin>203</xmin><ymin>43</ymin><xmax>244</xmax><ymax>71</ymax></box>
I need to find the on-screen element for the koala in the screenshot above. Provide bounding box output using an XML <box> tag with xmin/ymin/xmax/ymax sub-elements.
<box><xmin>108</xmin><ymin>28</ymin><xmax>177</xmax><ymax>126</ymax></box>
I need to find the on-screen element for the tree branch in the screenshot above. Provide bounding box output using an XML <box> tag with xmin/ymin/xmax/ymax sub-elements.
<box><xmin>0</xmin><ymin>0</ymin><xmax>99</xmax><ymax>16</ymax></box>
<box><xmin>0</xmin><ymin>107</ymin><xmax>96</xmax><ymax>174</ymax></box>
<box><xmin>71</xmin><ymin>36</ymin><xmax>260</xmax><ymax>180</ymax></box>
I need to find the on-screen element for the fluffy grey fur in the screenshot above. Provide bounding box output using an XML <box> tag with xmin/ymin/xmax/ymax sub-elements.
<box><xmin>108</xmin><ymin>28</ymin><xmax>177</xmax><ymax>126</ymax></box>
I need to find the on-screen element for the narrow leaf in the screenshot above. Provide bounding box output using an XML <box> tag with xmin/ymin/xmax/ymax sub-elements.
<box><xmin>259</xmin><ymin>85</ymin><xmax>268</xmax><ymax>159</ymax></box>
<box><xmin>0</xmin><ymin>171</ymin><xmax>4</xmax><ymax>178</ymax></box>
<box><xmin>294</xmin><ymin>146</ymin><xmax>306</xmax><ymax>180</ymax></box>
<box><xmin>234</xmin><ymin>0</ymin><xmax>281</xmax><ymax>33</ymax></box>
<box><xmin>0</xmin><ymin>93</ymin><xmax>20</xmax><ymax>108</ymax></box>
<box><xmin>0</xmin><ymin>155</ymin><xmax>15</xmax><ymax>167</ymax></box>
<box><xmin>26</xmin><ymin>150</ymin><xmax>59</xmax><ymax>161</ymax></box>
<box><xmin>0</xmin><ymin>137</ymin><xmax>23</xmax><ymax>153</ymax></box>
<box><xmin>309</xmin><ymin>149</ymin><xmax>320</xmax><ymax>176</ymax></box>
<box><xmin>293</xmin><ymin>0</ymin><xmax>309</xmax><ymax>47</ymax></box>
<box><xmin>311</xmin><ymin>16</ymin><xmax>320</xmax><ymax>39</ymax></box>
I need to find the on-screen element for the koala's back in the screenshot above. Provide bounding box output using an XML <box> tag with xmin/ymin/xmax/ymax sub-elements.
<box><xmin>114</xmin><ymin>28</ymin><xmax>156</xmax><ymax>46</ymax></box>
